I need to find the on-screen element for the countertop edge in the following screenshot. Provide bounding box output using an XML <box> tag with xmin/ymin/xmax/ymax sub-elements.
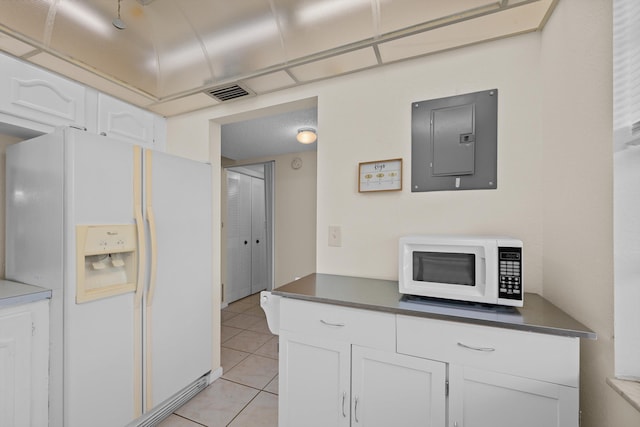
<box><xmin>273</xmin><ymin>291</ymin><xmax>595</xmax><ymax>339</ymax></box>
<box><xmin>270</xmin><ymin>273</ymin><xmax>596</xmax><ymax>340</ymax></box>
<box><xmin>0</xmin><ymin>280</ymin><xmax>53</xmax><ymax>309</ymax></box>
<box><xmin>0</xmin><ymin>290</ymin><xmax>52</xmax><ymax>309</ymax></box>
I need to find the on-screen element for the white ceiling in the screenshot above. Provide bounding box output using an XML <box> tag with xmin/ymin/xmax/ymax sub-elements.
<box><xmin>221</xmin><ymin>106</ymin><xmax>317</xmax><ymax>161</ymax></box>
<box><xmin>0</xmin><ymin>0</ymin><xmax>557</xmax><ymax>118</ymax></box>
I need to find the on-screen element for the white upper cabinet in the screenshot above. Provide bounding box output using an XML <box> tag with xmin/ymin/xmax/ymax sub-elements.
<box><xmin>97</xmin><ymin>93</ymin><xmax>156</xmax><ymax>147</ymax></box>
<box><xmin>0</xmin><ymin>52</ymin><xmax>166</xmax><ymax>149</ymax></box>
<box><xmin>0</xmin><ymin>52</ymin><xmax>86</xmax><ymax>132</ymax></box>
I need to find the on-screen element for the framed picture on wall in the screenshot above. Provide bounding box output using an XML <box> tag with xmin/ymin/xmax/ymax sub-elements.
<box><xmin>358</xmin><ymin>158</ymin><xmax>403</xmax><ymax>192</ymax></box>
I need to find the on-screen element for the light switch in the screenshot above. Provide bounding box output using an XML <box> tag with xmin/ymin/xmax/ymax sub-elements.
<box><xmin>328</xmin><ymin>226</ymin><xmax>342</xmax><ymax>247</ymax></box>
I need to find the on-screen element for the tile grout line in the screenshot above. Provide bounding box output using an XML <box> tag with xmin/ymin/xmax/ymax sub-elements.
<box><xmin>222</xmin><ymin>295</ymin><xmax>278</xmax><ymax>426</ymax></box>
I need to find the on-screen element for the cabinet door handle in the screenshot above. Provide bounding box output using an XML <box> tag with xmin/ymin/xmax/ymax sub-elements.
<box><xmin>342</xmin><ymin>392</ymin><xmax>347</xmax><ymax>418</ymax></box>
<box><xmin>320</xmin><ymin>319</ymin><xmax>345</xmax><ymax>327</ymax></box>
<box><xmin>354</xmin><ymin>396</ymin><xmax>359</xmax><ymax>423</ymax></box>
<box><xmin>457</xmin><ymin>342</ymin><xmax>496</xmax><ymax>352</ymax></box>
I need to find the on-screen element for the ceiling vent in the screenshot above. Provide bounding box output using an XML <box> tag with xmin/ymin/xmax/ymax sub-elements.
<box><xmin>204</xmin><ymin>83</ymin><xmax>254</xmax><ymax>102</ymax></box>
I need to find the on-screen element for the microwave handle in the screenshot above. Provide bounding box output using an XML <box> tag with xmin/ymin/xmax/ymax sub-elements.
<box><xmin>457</xmin><ymin>342</ymin><xmax>496</xmax><ymax>352</ymax></box>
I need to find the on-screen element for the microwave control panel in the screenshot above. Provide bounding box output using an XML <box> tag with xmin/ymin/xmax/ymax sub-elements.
<box><xmin>498</xmin><ymin>247</ymin><xmax>522</xmax><ymax>300</ymax></box>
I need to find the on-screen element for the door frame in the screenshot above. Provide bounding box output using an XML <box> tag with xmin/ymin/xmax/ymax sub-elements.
<box><xmin>222</xmin><ymin>161</ymin><xmax>275</xmax><ymax>304</ymax></box>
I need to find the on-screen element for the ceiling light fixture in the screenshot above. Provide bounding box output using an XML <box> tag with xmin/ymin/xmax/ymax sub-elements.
<box><xmin>297</xmin><ymin>128</ymin><xmax>317</xmax><ymax>144</ymax></box>
<box><xmin>112</xmin><ymin>0</ymin><xmax>126</xmax><ymax>30</ymax></box>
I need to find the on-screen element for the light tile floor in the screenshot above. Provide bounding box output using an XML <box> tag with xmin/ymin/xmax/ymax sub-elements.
<box><xmin>159</xmin><ymin>293</ymin><xmax>278</xmax><ymax>427</ymax></box>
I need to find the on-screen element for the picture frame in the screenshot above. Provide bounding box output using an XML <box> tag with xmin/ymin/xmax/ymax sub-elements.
<box><xmin>358</xmin><ymin>158</ymin><xmax>403</xmax><ymax>192</ymax></box>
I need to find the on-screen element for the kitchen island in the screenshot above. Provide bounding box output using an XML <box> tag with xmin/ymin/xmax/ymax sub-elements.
<box><xmin>266</xmin><ymin>273</ymin><xmax>595</xmax><ymax>427</ymax></box>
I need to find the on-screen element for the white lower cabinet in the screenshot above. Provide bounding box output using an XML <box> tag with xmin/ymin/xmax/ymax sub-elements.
<box><xmin>448</xmin><ymin>366</ymin><xmax>578</xmax><ymax>427</ymax></box>
<box><xmin>0</xmin><ymin>300</ymin><xmax>49</xmax><ymax>427</ymax></box>
<box><xmin>351</xmin><ymin>346</ymin><xmax>446</xmax><ymax>427</ymax></box>
<box><xmin>279</xmin><ymin>299</ymin><xmax>446</xmax><ymax>427</ymax></box>
<box><xmin>397</xmin><ymin>315</ymin><xmax>580</xmax><ymax>427</ymax></box>
<box><xmin>278</xmin><ymin>299</ymin><xmax>582</xmax><ymax>427</ymax></box>
<box><xmin>279</xmin><ymin>332</ymin><xmax>446</xmax><ymax>427</ymax></box>
<box><xmin>279</xmin><ymin>332</ymin><xmax>350</xmax><ymax>427</ymax></box>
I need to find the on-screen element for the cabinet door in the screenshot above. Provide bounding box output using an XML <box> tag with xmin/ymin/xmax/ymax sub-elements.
<box><xmin>97</xmin><ymin>93</ymin><xmax>155</xmax><ymax>146</ymax></box>
<box><xmin>251</xmin><ymin>176</ymin><xmax>267</xmax><ymax>294</ymax></box>
<box><xmin>0</xmin><ymin>309</ymin><xmax>32</xmax><ymax>427</ymax></box>
<box><xmin>279</xmin><ymin>331</ymin><xmax>350</xmax><ymax>427</ymax></box>
<box><xmin>225</xmin><ymin>171</ymin><xmax>252</xmax><ymax>302</ymax></box>
<box><xmin>351</xmin><ymin>346</ymin><xmax>446</xmax><ymax>427</ymax></box>
<box><xmin>448</xmin><ymin>365</ymin><xmax>579</xmax><ymax>427</ymax></box>
<box><xmin>0</xmin><ymin>52</ymin><xmax>86</xmax><ymax>131</ymax></box>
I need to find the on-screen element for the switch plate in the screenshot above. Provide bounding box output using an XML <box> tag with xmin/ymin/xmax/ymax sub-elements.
<box><xmin>328</xmin><ymin>226</ymin><xmax>342</xmax><ymax>247</ymax></box>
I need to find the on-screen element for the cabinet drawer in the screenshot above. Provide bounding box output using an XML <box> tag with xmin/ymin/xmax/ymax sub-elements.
<box><xmin>397</xmin><ymin>315</ymin><xmax>579</xmax><ymax>387</ymax></box>
<box><xmin>280</xmin><ymin>298</ymin><xmax>395</xmax><ymax>351</ymax></box>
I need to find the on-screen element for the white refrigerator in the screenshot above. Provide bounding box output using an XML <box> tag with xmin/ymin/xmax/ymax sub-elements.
<box><xmin>5</xmin><ymin>127</ymin><xmax>213</xmax><ymax>427</ymax></box>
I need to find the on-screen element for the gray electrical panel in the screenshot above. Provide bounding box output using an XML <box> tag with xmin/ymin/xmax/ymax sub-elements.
<box><xmin>411</xmin><ymin>89</ymin><xmax>498</xmax><ymax>192</ymax></box>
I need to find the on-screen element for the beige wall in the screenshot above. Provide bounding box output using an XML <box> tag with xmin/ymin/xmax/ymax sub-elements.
<box><xmin>0</xmin><ymin>133</ymin><xmax>26</xmax><ymax>279</ymax></box>
<box><xmin>166</xmin><ymin>1</ymin><xmax>639</xmax><ymax>423</ymax></box>
<box><xmin>540</xmin><ymin>0</ymin><xmax>640</xmax><ymax>425</ymax></box>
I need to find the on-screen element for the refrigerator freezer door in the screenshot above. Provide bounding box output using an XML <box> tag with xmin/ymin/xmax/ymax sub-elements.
<box><xmin>144</xmin><ymin>150</ymin><xmax>213</xmax><ymax>411</ymax></box>
<box><xmin>65</xmin><ymin>130</ymin><xmax>137</xmax><ymax>427</ymax></box>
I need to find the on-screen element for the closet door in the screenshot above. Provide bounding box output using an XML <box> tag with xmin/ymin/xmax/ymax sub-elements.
<box><xmin>251</xmin><ymin>177</ymin><xmax>267</xmax><ymax>294</ymax></box>
<box><xmin>226</xmin><ymin>171</ymin><xmax>252</xmax><ymax>303</ymax></box>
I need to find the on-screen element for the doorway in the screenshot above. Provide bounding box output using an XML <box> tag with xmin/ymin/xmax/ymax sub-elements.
<box><xmin>224</xmin><ymin>162</ymin><xmax>274</xmax><ymax>304</ymax></box>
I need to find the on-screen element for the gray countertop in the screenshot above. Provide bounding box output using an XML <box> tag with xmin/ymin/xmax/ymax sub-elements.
<box><xmin>272</xmin><ymin>273</ymin><xmax>596</xmax><ymax>339</ymax></box>
<box><xmin>0</xmin><ymin>279</ymin><xmax>52</xmax><ymax>309</ymax></box>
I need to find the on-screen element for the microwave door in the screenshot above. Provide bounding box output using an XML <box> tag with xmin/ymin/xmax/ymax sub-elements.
<box><xmin>414</xmin><ymin>252</ymin><xmax>476</xmax><ymax>287</ymax></box>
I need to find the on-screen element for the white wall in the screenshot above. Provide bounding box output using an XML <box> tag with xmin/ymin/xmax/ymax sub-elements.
<box><xmin>166</xmin><ymin>2</ymin><xmax>640</xmax><ymax>422</ymax></box>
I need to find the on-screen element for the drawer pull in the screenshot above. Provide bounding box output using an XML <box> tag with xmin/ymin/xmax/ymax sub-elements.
<box><xmin>457</xmin><ymin>342</ymin><xmax>496</xmax><ymax>352</ymax></box>
<box><xmin>320</xmin><ymin>319</ymin><xmax>345</xmax><ymax>327</ymax></box>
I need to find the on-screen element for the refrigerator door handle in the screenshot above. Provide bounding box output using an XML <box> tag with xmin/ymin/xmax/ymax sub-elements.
<box><xmin>146</xmin><ymin>208</ymin><xmax>158</xmax><ymax>306</ymax></box>
<box><xmin>145</xmin><ymin>149</ymin><xmax>159</xmax><ymax>307</ymax></box>
<box><xmin>134</xmin><ymin>146</ymin><xmax>146</xmax><ymax>308</ymax></box>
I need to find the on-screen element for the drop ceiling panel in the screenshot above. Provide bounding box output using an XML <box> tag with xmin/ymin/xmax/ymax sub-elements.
<box><xmin>0</xmin><ymin>1</ymin><xmax>51</xmax><ymax>45</ymax></box>
<box><xmin>289</xmin><ymin>47</ymin><xmax>378</xmax><ymax>82</ymax></box>
<box><xmin>378</xmin><ymin>0</ymin><xmax>497</xmax><ymax>34</ymax></box>
<box><xmin>50</xmin><ymin>16</ymin><xmax>157</xmax><ymax>96</ymax></box>
<box><xmin>378</xmin><ymin>0</ymin><xmax>552</xmax><ymax>63</ymax></box>
<box><xmin>172</xmin><ymin>0</ymin><xmax>287</xmax><ymax>86</ymax></box>
<box><xmin>276</xmin><ymin>0</ymin><xmax>376</xmax><ymax>60</ymax></box>
<box><xmin>242</xmin><ymin>71</ymin><xmax>297</xmax><ymax>94</ymax></box>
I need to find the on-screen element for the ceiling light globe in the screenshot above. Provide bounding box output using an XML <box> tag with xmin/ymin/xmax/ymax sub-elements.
<box><xmin>297</xmin><ymin>128</ymin><xmax>317</xmax><ymax>144</ymax></box>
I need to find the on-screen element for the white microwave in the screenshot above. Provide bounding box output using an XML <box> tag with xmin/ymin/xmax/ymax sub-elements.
<box><xmin>399</xmin><ymin>235</ymin><xmax>523</xmax><ymax>307</ymax></box>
